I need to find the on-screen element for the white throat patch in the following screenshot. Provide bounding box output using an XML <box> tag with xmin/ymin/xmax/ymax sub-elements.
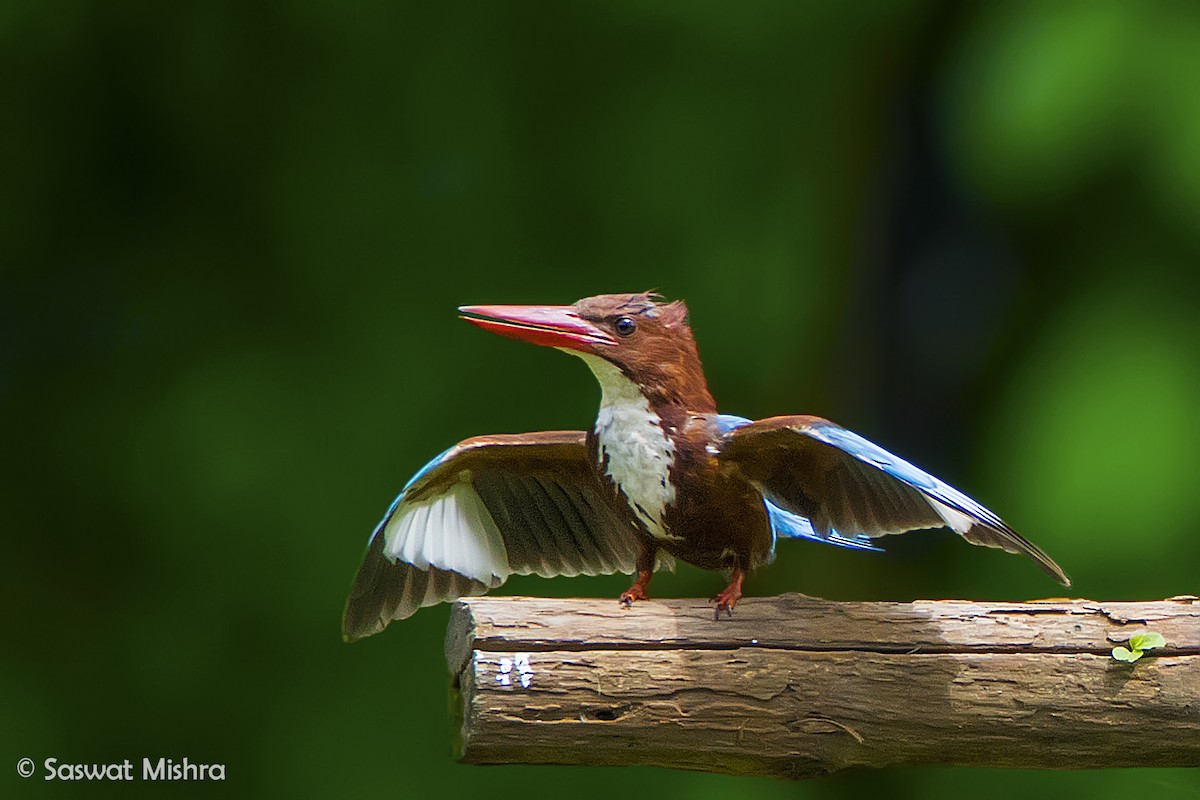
<box><xmin>571</xmin><ymin>352</ymin><xmax>678</xmax><ymax>541</ymax></box>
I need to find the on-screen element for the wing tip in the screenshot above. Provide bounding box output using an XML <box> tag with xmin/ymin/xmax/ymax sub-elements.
<box><xmin>1028</xmin><ymin>548</ymin><xmax>1071</xmax><ymax>587</ymax></box>
<box><xmin>342</xmin><ymin>529</ymin><xmax>494</xmax><ymax>642</ymax></box>
<box><xmin>340</xmin><ymin>607</ymin><xmax>387</xmax><ymax>644</ymax></box>
<box><xmin>1038</xmin><ymin>551</ymin><xmax>1072</xmax><ymax>588</ymax></box>
<box><xmin>961</xmin><ymin>522</ymin><xmax>1071</xmax><ymax>587</ymax></box>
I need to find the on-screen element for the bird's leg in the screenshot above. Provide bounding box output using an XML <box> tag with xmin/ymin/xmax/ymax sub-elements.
<box><xmin>711</xmin><ymin>567</ymin><xmax>745</xmax><ymax>620</ymax></box>
<box><xmin>620</xmin><ymin>546</ymin><xmax>657</xmax><ymax>608</ymax></box>
<box><xmin>620</xmin><ymin>570</ymin><xmax>652</xmax><ymax>607</ymax></box>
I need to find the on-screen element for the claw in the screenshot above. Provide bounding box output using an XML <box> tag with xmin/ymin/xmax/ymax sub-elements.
<box><xmin>711</xmin><ymin>598</ymin><xmax>735</xmax><ymax>621</ymax></box>
<box><xmin>619</xmin><ymin>569</ymin><xmax>653</xmax><ymax>609</ymax></box>
<box><xmin>710</xmin><ymin>567</ymin><xmax>745</xmax><ymax>622</ymax></box>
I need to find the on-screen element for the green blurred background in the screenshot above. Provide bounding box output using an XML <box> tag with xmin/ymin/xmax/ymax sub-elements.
<box><xmin>4</xmin><ymin>1</ymin><xmax>1198</xmax><ymax>797</ymax></box>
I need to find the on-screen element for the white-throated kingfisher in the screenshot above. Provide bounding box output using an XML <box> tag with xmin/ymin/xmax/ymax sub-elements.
<box><xmin>343</xmin><ymin>292</ymin><xmax>1068</xmax><ymax>640</ymax></box>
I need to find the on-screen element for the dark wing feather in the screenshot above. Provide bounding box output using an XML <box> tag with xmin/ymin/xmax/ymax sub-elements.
<box><xmin>343</xmin><ymin>432</ymin><xmax>639</xmax><ymax>641</ymax></box>
<box><xmin>343</xmin><ymin>532</ymin><xmax>491</xmax><ymax>641</ymax></box>
<box><xmin>718</xmin><ymin>415</ymin><xmax>1069</xmax><ymax>586</ymax></box>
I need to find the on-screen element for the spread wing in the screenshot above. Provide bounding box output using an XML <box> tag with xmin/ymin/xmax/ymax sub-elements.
<box><xmin>717</xmin><ymin>415</ymin><xmax>1069</xmax><ymax>585</ymax></box>
<box><xmin>343</xmin><ymin>431</ymin><xmax>640</xmax><ymax>641</ymax></box>
<box><xmin>714</xmin><ymin>415</ymin><xmax>881</xmax><ymax>552</ymax></box>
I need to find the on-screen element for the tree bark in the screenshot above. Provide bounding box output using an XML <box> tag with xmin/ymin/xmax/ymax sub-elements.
<box><xmin>445</xmin><ymin>594</ymin><xmax>1200</xmax><ymax>779</ymax></box>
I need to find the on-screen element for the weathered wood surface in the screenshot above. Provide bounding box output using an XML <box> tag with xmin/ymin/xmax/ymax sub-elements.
<box><xmin>446</xmin><ymin>594</ymin><xmax>1200</xmax><ymax>779</ymax></box>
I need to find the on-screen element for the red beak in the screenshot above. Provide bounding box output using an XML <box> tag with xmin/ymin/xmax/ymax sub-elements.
<box><xmin>458</xmin><ymin>304</ymin><xmax>616</xmax><ymax>352</ymax></box>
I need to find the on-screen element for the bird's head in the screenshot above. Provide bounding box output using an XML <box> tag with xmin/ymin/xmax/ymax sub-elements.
<box><xmin>459</xmin><ymin>292</ymin><xmax>714</xmax><ymax>411</ymax></box>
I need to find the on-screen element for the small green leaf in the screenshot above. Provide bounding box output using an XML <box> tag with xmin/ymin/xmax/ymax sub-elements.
<box><xmin>1129</xmin><ymin>632</ymin><xmax>1166</xmax><ymax>652</ymax></box>
<box><xmin>1111</xmin><ymin>646</ymin><xmax>1143</xmax><ymax>662</ymax></box>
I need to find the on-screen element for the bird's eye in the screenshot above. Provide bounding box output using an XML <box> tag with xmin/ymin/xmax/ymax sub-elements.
<box><xmin>614</xmin><ymin>316</ymin><xmax>636</xmax><ymax>336</ymax></box>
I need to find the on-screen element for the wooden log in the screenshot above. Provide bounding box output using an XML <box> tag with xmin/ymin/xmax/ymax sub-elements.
<box><xmin>445</xmin><ymin>594</ymin><xmax>1200</xmax><ymax>779</ymax></box>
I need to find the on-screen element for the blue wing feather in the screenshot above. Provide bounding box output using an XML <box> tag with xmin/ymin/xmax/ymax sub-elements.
<box><xmin>367</xmin><ymin>445</ymin><xmax>457</xmax><ymax>545</ymax></box>
<box><xmin>803</xmin><ymin>420</ymin><xmax>1004</xmax><ymax>528</ymax></box>
<box><xmin>765</xmin><ymin>500</ymin><xmax>883</xmax><ymax>552</ymax></box>
<box><xmin>715</xmin><ymin>414</ymin><xmax>753</xmax><ymax>435</ymax></box>
<box><xmin>719</xmin><ymin>414</ymin><xmax>882</xmax><ymax>553</ymax></box>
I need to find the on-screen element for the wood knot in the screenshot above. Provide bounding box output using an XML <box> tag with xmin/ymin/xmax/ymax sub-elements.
<box><xmin>585</xmin><ymin>704</ymin><xmax>632</xmax><ymax>722</ymax></box>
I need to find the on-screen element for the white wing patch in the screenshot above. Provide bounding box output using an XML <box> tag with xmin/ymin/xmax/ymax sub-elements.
<box><xmin>381</xmin><ymin>477</ymin><xmax>509</xmax><ymax>587</ymax></box>
<box><xmin>928</xmin><ymin>496</ymin><xmax>976</xmax><ymax>535</ymax></box>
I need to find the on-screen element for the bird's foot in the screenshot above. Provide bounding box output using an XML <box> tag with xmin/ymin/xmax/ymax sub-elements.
<box><xmin>619</xmin><ymin>586</ymin><xmax>647</xmax><ymax>608</ymax></box>
<box><xmin>710</xmin><ymin>569</ymin><xmax>745</xmax><ymax>621</ymax></box>
<box><xmin>619</xmin><ymin>570</ymin><xmax>653</xmax><ymax>608</ymax></box>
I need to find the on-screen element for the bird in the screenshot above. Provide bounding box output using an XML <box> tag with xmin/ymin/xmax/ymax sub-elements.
<box><xmin>342</xmin><ymin>292</ymin><xmax>1068</xmax><ymax>640</ymax></box>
